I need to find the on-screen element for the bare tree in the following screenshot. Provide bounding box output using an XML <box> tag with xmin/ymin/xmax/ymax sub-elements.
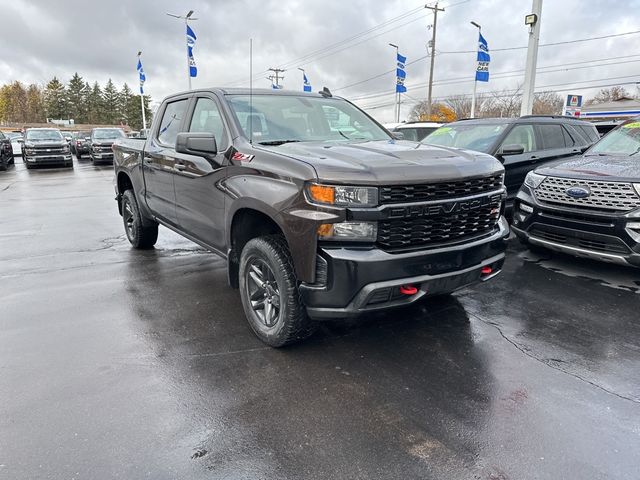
<box><xmin>585</xmin><ymin>86</ymin><xmax>631</xmax><ymax>105</ymax></box>
<box><xmin>445</xmin><ymin>95</ymin><xmax>472</xmax><ymax>119</ymax></box>
<box><xmin>532</xmin><ymin>91</ymin><xmax>563</xmax><ymax>115</ymax></box>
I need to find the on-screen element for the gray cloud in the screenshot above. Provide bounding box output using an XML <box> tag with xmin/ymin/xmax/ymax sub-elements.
<box><xmin>1</xmin><ymin>0</ymin><xmax>639</xmax><ymax>121</ymax></box>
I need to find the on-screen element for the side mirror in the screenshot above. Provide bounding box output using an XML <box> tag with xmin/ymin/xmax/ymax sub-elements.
<box><xmin>175</xmin><ymin>132</ymin><xmax>217</xmax><ymax>158</ymax></box>
<box><xmin>392</xmin><ymin>131</ymin><xmax>405</xmax><ymax>140</ymax></box>
<box><xmin>498</xmin><ymin>144</ymin><xmax>525</xmax><ymax>156</ymax></box>
<box><xmin>17</xmin><ymin>138</ymin><xmax>24</xmax><ymax>144</ymax></box>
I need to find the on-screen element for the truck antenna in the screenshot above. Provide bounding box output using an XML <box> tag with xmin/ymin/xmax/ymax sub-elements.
<box><xmin>249</xmin><ymin>38</ymin><xmax>253</xmax><ymax>145</ymax></box>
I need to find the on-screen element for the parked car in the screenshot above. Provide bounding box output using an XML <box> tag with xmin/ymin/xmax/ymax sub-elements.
<box><xmin>90</xmin><ymin>128</ymin><xmax>125</xmax><ymax>164</ymax></box>
<box><xmin>71</xmin><ymin>131</ymin><xmax>91</xmax><ymax>159</ymax></box>
<box><xmin>113</xmin><ymin>88</ymin><xmax>509</xmax><ymax>347</ymax></box>
<box><xmin>391</xmin><ymin>122</ymin><xmax>442</xmax><ymax>141</ymax></box>
<box><xmin>22</xmin><ymin>128</ymin><xmax>72</xmax><ymax>169</ymax></box>
<box><xmin>513</xmin><ymin>118</ymin><xmax>640</xmax><ymax>267</ymax></box>
<box><xmin>422</xmin><ymin>116</ymin><xmax>600</xmax><ymax>213</ymax></box>
<box><xmin>0</xmin><ymin>131</ymin><xmax>14</xmax><ymax>170</ymax></box>
<box><xmin>6</xmin><ymin>132</ymin><xmax>22</xmax><ymax>158</ymax></box>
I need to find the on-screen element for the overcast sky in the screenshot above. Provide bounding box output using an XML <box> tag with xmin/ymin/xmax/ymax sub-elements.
<box><xmin>1</xmin><ymin>0</ymin><xmax>639</xmax><ymax>121</ymax></box>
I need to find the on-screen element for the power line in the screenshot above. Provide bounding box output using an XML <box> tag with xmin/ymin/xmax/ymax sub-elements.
<box><xmin>348</xmin><ymin>55</ymin><xmax>640</xmax><ymax>101</ymax></box>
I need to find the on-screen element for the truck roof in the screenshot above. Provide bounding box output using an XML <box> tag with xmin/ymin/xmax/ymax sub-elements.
<box><xmin>166</xmin><ymin>87</ymin><xmax>345</xmax><ymax>99</ymax></box>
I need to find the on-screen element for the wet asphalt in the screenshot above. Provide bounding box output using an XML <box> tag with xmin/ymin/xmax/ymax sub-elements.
<box><xmin>1</xmin><ymin>157</ymin><xmax>639</xmax><ymax>480</ymax></box>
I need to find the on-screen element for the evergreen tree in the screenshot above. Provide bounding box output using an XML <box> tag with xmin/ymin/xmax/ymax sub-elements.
<box><xmin>25</xmin><ymin>84</ymin><xmax>46</xmax><ymax>123</ymax></box>
<box><xmin>86</xmin><ymin>82</ymin><xmax>104</xmax><ymax>124</ymax></box>
<box><xmin>7</xmin><ymin>81</ymin><xmax>28</xmax><ymax>123</ymax></box>
<box><xmin>102</xmin><ymin>79</ymin><xmax>119</xmax><ymax>124</ymax></box>
<box><xmin>67</xmin><ymin>73</ymin><xmax>87</xmax><ymax>123</ymax></box>
<box><xmin>44</xmin><ymin>77</ymin><xmax>67</xmax><ymax>119</ymax></box>
<box><xmin>118</xmin><ymin>83</ymin><xmax>133</xmax><ymax>124</ymax></box>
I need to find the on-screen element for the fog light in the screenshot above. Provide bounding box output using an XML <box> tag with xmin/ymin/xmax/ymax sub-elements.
<box><xmin>519</xmin><ymin>203</ymin><xmax>534</xmax><ymax>214</ymax></box>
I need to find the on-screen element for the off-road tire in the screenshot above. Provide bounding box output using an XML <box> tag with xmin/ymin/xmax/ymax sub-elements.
<box><xmin>122</xmin><ymin>189</ymin><xmax>158</xmax><ymax>249</ymax></box>
<box><xmin>239</xmin><ymin>235</ymin><xmax>317</xmax><ymax>347</ymax></box>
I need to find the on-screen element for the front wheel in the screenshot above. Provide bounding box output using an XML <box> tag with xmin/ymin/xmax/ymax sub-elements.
<box><xmin>239</xmin><ymin>235</ymin><xmax>316</xmax><ymax>347</ymax></box>
<box><xmin>122</xmin><ymin>189</ymin><xmax>158</xmax><ymax>249</ymax></box>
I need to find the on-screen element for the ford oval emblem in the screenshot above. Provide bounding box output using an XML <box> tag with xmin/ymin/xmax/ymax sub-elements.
<box><xmin>566</xmin><ymin>186</ymin><xmax>591</xmax><ymax>199</ymax></box>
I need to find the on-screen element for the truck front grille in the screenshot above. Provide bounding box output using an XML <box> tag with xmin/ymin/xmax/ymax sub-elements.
<box><xmin>380</xmin><ymin>174</ymin><xmax>503</xmax><ymax>204</ymax></box>
<box><xmin>377</xmin><ymin>198</ymin><xmax>501</xmax><ymax>251</ymax></box>
<box><xmin>534</xmin><ymin>177</ymin><xmax>640</xmax><ymax>213</ymax></box>
<box><xmin>34</xmin><ymin>147</ymin><xmax>65</xmax><ymax>154</ymax></box>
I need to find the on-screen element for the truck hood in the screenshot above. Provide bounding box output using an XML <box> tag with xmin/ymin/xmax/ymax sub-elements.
<box><xmin>536</xmin><ymin>154</ymin><xmax>640</xmax><ymax>183</ymax></box>
<box><xmin>92</xmin><ymin>140</ymin><xmax>116</xmax><ymax>146</ymax></box>
<box><xmin>263</xmin><ymin>140</ymin><xmax>504</xmax><ymax>184</ymax></box>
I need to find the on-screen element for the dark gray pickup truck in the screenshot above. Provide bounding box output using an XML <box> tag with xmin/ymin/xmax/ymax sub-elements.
<box><xmin>113</xmin><ymin>88</ymin><xmax>509</xmax><ymax>346</ymax></box>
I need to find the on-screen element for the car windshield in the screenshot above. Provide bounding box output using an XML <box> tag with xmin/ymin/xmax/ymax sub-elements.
<box><xmin>26</xmin><ymin>130</ymin><xmax>63</xmax><ymax>141</ymax></box>
<box><xmin>422</xmin><ymin>123</ymin><xmax>509</xmax><ymax>153</ymax></box>
<box><xmin>93</xmin><ymin>129</ymin><xmax>125</xmax><ymax>140</ymax></box>
<box><xmin>75</xmin><ymin>131</ymin><xmax>90</xmax><ymax>138</ymax></box>
<box><xmin>227</xmin><ymin>94</ymin><xmax>390</xmax><ymax>145</ymax></box>
<box><xmin>587</xmin><ymin>122</ymin><xmax>640</xmax><ymax>156</ymax></box>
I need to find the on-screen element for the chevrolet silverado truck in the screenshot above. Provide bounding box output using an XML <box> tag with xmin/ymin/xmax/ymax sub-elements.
<box><xmin>514</xmin><ymin>118</ymin><xmax>640</xmax><ymax>267</ymax></box>
<box><xmin>113</xmin><ymin>88</ymin><xmax>509</xmax><ymax>346</ymax></box>
<box><xmin>22</xmin><ymin>128</ymin><xmax>73</xmax><ymax>169</ymax></box>
<box><xmin>90</xmin><ymin>127</ymin><xmax>125</xmax><ymax>164</ymax></box>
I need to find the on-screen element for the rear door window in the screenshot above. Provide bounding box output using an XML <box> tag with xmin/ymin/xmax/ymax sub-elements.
<box><xmin>577</xmin><ymin>124</ymin><xmax>599</xmax><ymax>143</ymax></box>
<box><xmin>538</xmin><ymin>124</ymin><xmax>566</xmax><ymax>149</ymax></box>
<box><xmin>157</xmin><ymin>99</ymin><xmax>189</xmax><ymax>147</ymax></box>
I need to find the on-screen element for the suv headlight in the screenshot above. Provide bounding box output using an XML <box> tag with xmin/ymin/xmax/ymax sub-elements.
<box><xmin>307</xmin><ymin>183</ymin><xmax>378</xmax><ymax>207</ymax></box>
<box><xmin>317</xmin><ymin>221</ymin><xmax>377</xmax><ymax>242</ymax></box>
<box><xmin>524</xmin><ymin>171</ymin><xmax>546</xmax><ymax>189</ymax></box>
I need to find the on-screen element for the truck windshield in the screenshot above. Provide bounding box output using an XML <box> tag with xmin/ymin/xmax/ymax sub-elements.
<box><xmin>26</xmin><ymin>130</ymin><xmax>63</xmax><ymax>141</ymax></box>
<box><xmin>93</xmin><ymin>129</ymin><xmax>125</xmax><ymax>140</ymax></box>
<box><xmin>227</xmin><ymin>94</ymin><xmax>390</xmax><ymax>144</ymax></box>
<box><xmin>422</xmin><ymin>123</ymin><xmax>509</xmax><ymax>153</ymax></box>
<box><xmin>587</xmin><ymin>122</ymin><xmax>640</xmax><ymax>156</ymax></box>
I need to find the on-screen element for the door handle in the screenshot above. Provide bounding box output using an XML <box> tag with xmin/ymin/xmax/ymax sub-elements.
<box><xmin>174</xmin><ymin>163</ymin><xmax>186</xmax><ymax>171</ymax></box>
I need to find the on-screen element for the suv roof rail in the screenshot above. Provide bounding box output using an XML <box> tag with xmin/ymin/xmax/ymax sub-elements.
<box><xmin>519</xmin><ymin>115</ymin><xmax>575</xmax><ymax>120</ymax></box>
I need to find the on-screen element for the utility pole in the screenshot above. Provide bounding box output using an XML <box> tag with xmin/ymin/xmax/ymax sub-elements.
<box><xmin>389</xmin><ymin>43</ymin><xmax>400</xmax><ymax>123</ymax></box>
<box><xmin>267</xmin><ymin>68</ymin><xmax>285</xmax><ymax>89</ymax></box>
<box><xmin>520</xmin><ymin>0</ymin><xmax>543</xmax><ymax>116</ymax></box>
<box><xmin>425</xmin><ymin>2</ymin><xmax>444</xmax><ymax>119</ymax></box>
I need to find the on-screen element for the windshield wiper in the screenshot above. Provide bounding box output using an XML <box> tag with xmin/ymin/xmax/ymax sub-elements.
<box><xmin>258</xmin><ymin>140</ymin><xmax>301</xmax><ymax>146</ymax></box>
<box><xmin>629</xmin><ymin>147</ymin><xmax>640</xmax><ymax>156</ymax></box>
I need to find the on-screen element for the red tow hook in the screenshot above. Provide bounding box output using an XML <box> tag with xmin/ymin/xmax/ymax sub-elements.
<box><xmin>399</xmin><ymin>284</ymin><xmax>418</xmax><ymax>295</ymax></box>
<box><xmin>481</xmin><ymin>266</ymin><xmax>493</xmax><ymax>276</ymax></box>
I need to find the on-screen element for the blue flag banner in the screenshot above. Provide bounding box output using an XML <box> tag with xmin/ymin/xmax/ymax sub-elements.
<box><xmin>187</xmin><ymin>25</ymin><xmax>197</xmax><ymax>78</ymax></box>
<box><xmin>396</xmin><ymin>52</ymin><xmax>407</xmax><ymax>93</ymax></box>
<box><xmin>303</xmin><ymin>72</ymin><xmax>312</xmax><ymax>92</ymax></box>
<box><xmin>137</xmin><ymin>58</ymin><xmax>145</xmax><ymax>94</ymax></box>
<box><xmin>475</xmin><ymin>32</ymin><xmax>490</xmax><ymax>82</ymax></box>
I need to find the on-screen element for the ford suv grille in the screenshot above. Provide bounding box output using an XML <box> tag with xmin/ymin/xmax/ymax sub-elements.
<box><xmin>535</xmin><ymin>177</ymin><xmax>640</xmax><ymax>213</ymax></box>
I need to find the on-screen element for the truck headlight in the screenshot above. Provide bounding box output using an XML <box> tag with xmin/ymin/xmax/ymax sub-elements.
<box><xmin>307</xmin><ymin>184</ymin><xmax>378</xmax><ymax>207</ymax></box>
<box><xmin>317</xmin><ymin>221</ymin><xmax>377</xmax><ymax>242</ymax></box>
<box><xmin>524</xmin><ymin>171</ymin><xmax>546</xmax><ymax>189</ymax></box>
<box><xmin>62</xmin><ymin>145</ymin><xmax>70</xmax><ymax>153</ymax></box>
<box><xmin>24</xmin><ymin>148</ymin><xmax>35</xmax><ymax>155</ymax></box>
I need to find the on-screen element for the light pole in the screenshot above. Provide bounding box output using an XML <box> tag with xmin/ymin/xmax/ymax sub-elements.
<box><xmin>520</xmin><ymin>0</ymin><xmax>543</xmax><ymax>116</ymax></box>
<box><xmin>166</xmin><ymin>10</ymin><xmax>198</xmax><ymax>90</ymax></box>
<box><xmin>389</xmin><ymin>43</ymin><xmax>400</xmax><ymax>123</ymax></box>
<box><xmin>425</xmin><ymin>2</ymin><xmax>444</xmax><ymax>119</ymax></box>
<box><xmin>470</xmin><ymin>21</ymin><xmax>481</xmax><ymax>118</ymax></box>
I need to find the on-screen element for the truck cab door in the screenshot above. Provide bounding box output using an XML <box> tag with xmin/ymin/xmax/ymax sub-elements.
<box><xmin>173</xmin><ymin>96</ymin><xmax>230</xmax><ymax>252</ymax></box>
<box><xmin>142</xmin><ymin>97</ymin><xmax>190</xmax><ymax>226</ymax></box>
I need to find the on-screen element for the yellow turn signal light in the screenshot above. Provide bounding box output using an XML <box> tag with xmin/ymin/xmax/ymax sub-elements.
<box><xmin>308</xmin><ymin>184</ymin><xmax>335</xmax><ymax>205</ymax></box>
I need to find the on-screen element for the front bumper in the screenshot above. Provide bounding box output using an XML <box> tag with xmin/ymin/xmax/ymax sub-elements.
<box><xmin>25</xmin><ymin>154</ymin><xmax>72</xmax><ymax>165</ymax></box>
<box><xmin>301</xmin><ymin>217</ymin><xmax>509</xmax><ymax>319</ymax></box>
<box><xmin>91</xmin><ymin>152</ymin><xmax>114</xmax><ymax>161</ymax></box>
<box><xmin>512</xmin><ymin>185</ymin><xmax>640</xmax><ymax>267</ymax></box>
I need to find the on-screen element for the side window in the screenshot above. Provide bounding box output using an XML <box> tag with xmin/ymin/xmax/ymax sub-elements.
<box><xmin>561</xmin><ymin>125</ymin><xmax>576</xmax><ymax>147</ymax></box>
<box><xmin>578</xmin><ymin>124</ymin><xmax>599</xmax><ymax>143</ymax></box>
<box><xmin>501</xmin><ymin>125</ymin><xmax>537</xmax><ymax>153</ymax></box>
<box><xmin>0</xmin><ymin>132</ymin><xmax>5</xmax><ymax>140</ymax></box>
<box><xmin>157</xmin><ymin>99</ymin><xmax>188</xmax><ymax>147</ymax></box>
<box><xmin>188</xmin><ymin>97</ymin><xmax>228</xmax><ymax>151</ymax></box>
<box><xmin>538</xmin><ymin>124</ymin><xmax>566</xmax><ymax>150</ymax></box>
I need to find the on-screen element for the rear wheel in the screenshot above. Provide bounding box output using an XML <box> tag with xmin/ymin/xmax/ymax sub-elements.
<box><xmin>122</xmin><ymin>189</ymin><xmax>158</xmax><ymax>249</ymax></box>
<box><xmin>239</xmin><ymin>235</ymin><xmax>316</xmax><ymax>347</ymax></box>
